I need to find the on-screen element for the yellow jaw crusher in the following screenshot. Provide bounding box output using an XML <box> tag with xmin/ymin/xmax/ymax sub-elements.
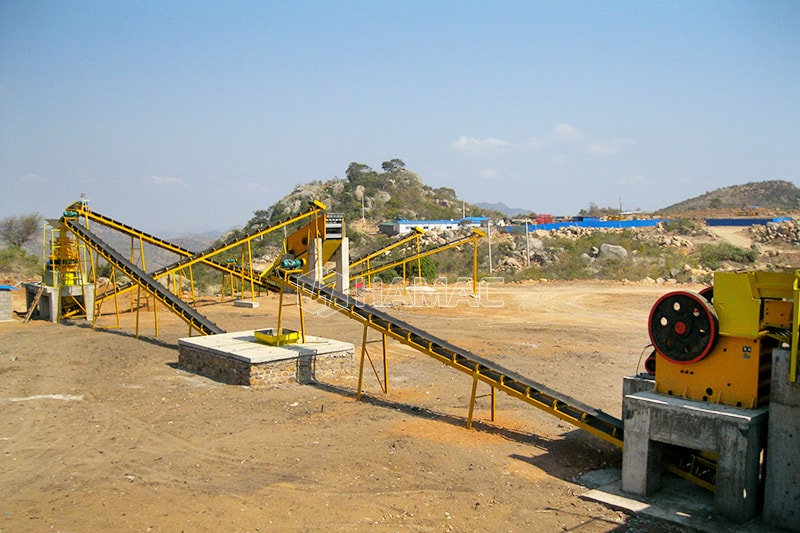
<box><xmin>647</xmin><ymin>271</ymin><xmax>798</xmax><ymax>408</ymax></box>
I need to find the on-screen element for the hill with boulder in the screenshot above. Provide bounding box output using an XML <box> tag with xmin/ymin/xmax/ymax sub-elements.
<box><xmin>3</xmin><ymin>165</ymin><xmax>799</xmax><ymax>286</ymax></box>
<box><xmin>244</xmin><ymin>159</ymin><xmax>502</xmax><ymax>235</ymax></box>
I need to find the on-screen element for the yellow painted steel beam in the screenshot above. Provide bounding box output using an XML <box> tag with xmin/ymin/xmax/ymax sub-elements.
<box><xmin>320</xmin><ymin>228</ymin><xmax>426</xmax><ymax>286</ymax></box>
<box><xmin>356</xmin><ymin>323</ymin><xmax>390</xmax><ymax>399</ymax></box>
<box><xmin>64</xmin><ymin>219</ymin><xmax>224</xmax><ymax>336</ymax></box>
<box><xmin>72</xmin><ymin>200</ymin><xmax>324</xmax><ymax>274</ymax></box>
<box><xmin>277</xmin><ymin>271</ymin><xmax>624</xmax><ymax>447</ymax></box>
<box><xmin>67</xmin><ymin>202</ymin><xmax>203</xmax><ymax>258</ymax></box>
<box><xmin>276</xmin><ymin>271</ymin><xmax>720</xmax><ymax>490</ymax></box>
<box><xmin>663</xmin><ymin>458</ymin><xmax>716</xmax><ymax>492</ymax></box>
<box><xmin>356</xmin><ymin>228</ymin><xmax>486</xmax><ymax>283</ymax></box>
<box><xmin>350</xmin><ymin>227</ymin><xmax>425</xmax><ymax>272</ymax></box>
<box><xmin>792</xmin><ymin>274</ymin><xmax>799</xmax><ymax>382</ymax></box>
<box><xmin>69</xmin><ymin>201</ymin><xmax>326</xmax><ymax>309</ymax></box>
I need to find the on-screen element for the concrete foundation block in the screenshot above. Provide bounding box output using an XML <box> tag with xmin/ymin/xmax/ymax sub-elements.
<box><xmin>622</xmin><ymin>391</ymin><xmax>768</xmax><ymax>523</ymax></box>
<box><xmin>0</xmin><ymin>289</ymin><xmax>13</xmax><ymax>321</ymax></box>
<box><xmin>763</xmin><ymin>348</ymin><xmax>800</xmax><ymax>531</ymax></box>
<box><xmin>334</xmin><ymin>237</ymin><xmax>350</xmax><ymax>295</ymax></box>
<box><xmin>233</xmin><ymin>299</ymin><xmax>260</xmax><ymax>308</ymax></box>
<box><xmin>23</xmin><ymin>282</ymin><xmax>94</xmax><ymax>322</ymax></box>
<box><xmin>621</xmin><ymin>374</ymin><xmax>655</xmax><ymax>421</ymax></box>
<box><xmin>307</xmin><ymin>238</ymin><xmax>324</xmax><ymax>281</ymax></box>
<box><xmin>178</xmin><ymin>331</ymin><xmax>354</xmax><ymax>387</ymax></box>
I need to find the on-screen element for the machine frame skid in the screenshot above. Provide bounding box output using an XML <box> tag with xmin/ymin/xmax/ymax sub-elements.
<box><xmin>653</xmin><ymin>270</ymin><xmax>798</xmax><ymax>407</ymax></box>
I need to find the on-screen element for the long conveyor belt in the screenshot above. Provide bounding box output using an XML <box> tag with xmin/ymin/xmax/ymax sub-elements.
<box><xmin>278</xmin><ymin>270</ymin><xmax>625</xmax><ymax>447</ymax></box>
<box><xmin>66</xmin><ymin>201</ymin><xmax>200</xmax><ymax>258</ymax></box>
<box><xmin>64</xmin><ymin>219</ymin><xmax>225</xmax><ymax>336</ymax></box>
<box><xmin>61</xmin><ymin>203</ymin><xmax>324</xmax><ymax>315</ymax></box>
<box><xmin>281</xmin><ymin>272</ymin><xmax>719</xmax><ymax>489</ymax></box>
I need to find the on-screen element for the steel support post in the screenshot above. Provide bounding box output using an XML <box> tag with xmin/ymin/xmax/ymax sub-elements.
<box><xmin>467</xmin><ymin>374</ymin><xmax>479</xmax><ymax>429</ymax></box>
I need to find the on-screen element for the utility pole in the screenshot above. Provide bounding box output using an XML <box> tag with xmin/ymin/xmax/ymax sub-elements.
<box><xmin>525</xmin><ymin>220</ymin><xmax>530</xmax><ymax>268</ymax></box>
<box><xmin>488</xmin><ymin>220</ymin><xmax>493</xmax><ymax>274</ymax></box>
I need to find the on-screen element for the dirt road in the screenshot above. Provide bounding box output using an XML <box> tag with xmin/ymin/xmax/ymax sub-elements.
<box><xmin>705</xmin><ymin>226</ymin><xmax>754</xmax><ymax>249</ymax></box>
<box><xmin>1</xmin><ymin>281</ymin><xmax>697</xmax><ymax>532</ymax></box>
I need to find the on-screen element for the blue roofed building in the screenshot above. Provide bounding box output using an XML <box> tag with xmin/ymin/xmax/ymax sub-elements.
<box><xmin>378</xmin><ymin>217</ymin><xmax>489</xmax><ymax>236</ymax></box>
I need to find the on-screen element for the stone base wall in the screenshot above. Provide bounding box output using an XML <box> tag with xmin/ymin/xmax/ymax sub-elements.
<box><xmin>178</xmin><ymin>346</ymin><xmax>354</xmax><ymax>387</ymax></box>
<box><xmin>0</xmin><ymin>291</ymin><xmax>12</xmax><ymax>321</ymax></box>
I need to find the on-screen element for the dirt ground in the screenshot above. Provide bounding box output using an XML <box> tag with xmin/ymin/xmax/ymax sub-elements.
<box><xmin>1</xmin><ymin>277</ymin><xmax>713</xmax><ymax>533</ymax></box>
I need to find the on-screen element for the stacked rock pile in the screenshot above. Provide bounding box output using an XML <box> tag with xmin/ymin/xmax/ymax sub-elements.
<box><xmin>749</xmin><ymin>220</ymin><xmax>800</xmax><ymax>245</ymax></box>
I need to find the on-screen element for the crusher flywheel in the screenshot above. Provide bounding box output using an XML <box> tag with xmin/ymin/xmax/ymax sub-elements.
<box><xmin>648</xmin><ymin>290</ymin><xmax>719</xmax><ymax>364</ymax></box>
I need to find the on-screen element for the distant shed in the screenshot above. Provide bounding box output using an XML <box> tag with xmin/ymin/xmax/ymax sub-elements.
<box><xmin>379</xmin><ymin>217</ymin><xmax>488</xmax><ymax>236</ymax></box>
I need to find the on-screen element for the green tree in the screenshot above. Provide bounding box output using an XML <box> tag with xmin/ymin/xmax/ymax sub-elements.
<box><xmin>381</xmin><ymin>158</ymin><xmax>406</xmax><ymax>173</ymax></box>
<box><xmin>697</xmin><ymin>242</ymin><xmax>758</xmax><ymax>270</ymax></box>
<box><xmin>402</xmin><ymin>256</ymin><xmax>437</xmax><ymax>280</ymax></box>
<box><xmin>346</xmin><ymin>162</ymin><xmax>373</xmax><ymax>183</ymax></box>
<box><xmin>578</xmin><ymin>203</ymin><xmax>620</xmax><ymax>217</ymax></box>
<box><xmin>0</xmin><ymin>245</ymin><xmax>39</xmax><ymax>275</ymax></box>
<box><xmin>0</xmin><ymin>213</ymin><xmax>42</xmax><ymax>247</ymax></box>
<box><xmin>249</xmin><ymin>208</ymin><xmax>274</xmax><ymax>229</ymax></box>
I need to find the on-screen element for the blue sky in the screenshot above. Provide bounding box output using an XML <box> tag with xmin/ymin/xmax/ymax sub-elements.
<box><xmin>1</xmin><ymin>1</ymin><xmax>798</xmax><ymax>234</ymax></box>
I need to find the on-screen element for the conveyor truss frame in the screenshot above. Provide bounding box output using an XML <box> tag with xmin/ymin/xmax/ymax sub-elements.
<box><xmin>60</xmin><ymin>200</ymin><xmax>328</xmax><ymax>332</ymax></box>
<box><xmin>337</xmin><ymin>228</ymin><xmax>486</xmax><ymax>296</ymax></box>
<box><xmin>273</xmin><ymin>270</ymin><xmax>626</xmax><ymax>444</ymax></box>
<box><xmin>267</xmin><ymin>269</ymin><xmax>719</xmax><ymax>491</ymax></box>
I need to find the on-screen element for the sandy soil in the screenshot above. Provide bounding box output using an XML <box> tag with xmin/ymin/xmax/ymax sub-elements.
<box><xmin>1</xmin><ymin>280</ymin><xmax>706</xmax><ymax>532</ymax></box>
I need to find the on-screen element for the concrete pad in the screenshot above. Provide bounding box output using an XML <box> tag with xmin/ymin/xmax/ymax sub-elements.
<box><xmin>178</xmin><ymin>330</ymin><xmax>355</xmax><ymax>387</ymax></box>
<box><xmin>578</xmin><ymin>469</ymin><xmax>784</xmax><ymax>533</ymax></box>
<box><xmin>233</xmin><ymin>299</ymin><xmax>260</xmax><ymax>308</ymax></box>
<box><xmin>178</xmin><ymin>331</ymin><xmax>354</xmax><ymax>364</ymax></box>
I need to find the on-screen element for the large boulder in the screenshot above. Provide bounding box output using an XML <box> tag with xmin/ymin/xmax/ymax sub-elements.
<box><xmin>599</xmin><ymin>243</ymin><xmax>628</xmax><ymax>260</ymax></box>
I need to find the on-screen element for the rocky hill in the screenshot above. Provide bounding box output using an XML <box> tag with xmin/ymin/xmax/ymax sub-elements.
<box><xmin>244</xmin><ymin>159</ymin><xmax>501</xmax><ymax>235</ymax></box>
<box><xmin>6</xmin><ymin>167</ymin><xmax>799</xmax><ymax>286</ymax></box>
<box><xmin>251</xmin><ymin>169</ymin><xmax>799</xmax><ymax>231</ymax></box>
<box><xmin>209</xmin><ymin>169</ymin><xmax>797</xmax><ymax>285</ymax></box>
<box><xmin>659</xmin><ymin>180</ymin><xmax>800</xmax><ymax>214</ymax></box>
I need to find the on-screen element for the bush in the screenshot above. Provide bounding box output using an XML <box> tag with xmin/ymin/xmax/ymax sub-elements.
<box><xmin>696</xmin><ymin>242</ymin><xmax>758</xmax><ymax>270</ymax></box>
<box><xmin>346</xmin><ymin>228</ymin><xmax>365</xmax><ymax>247</ymax></box>
<box><xmin>412</xmin><ymin>256</ymin><xmax>437</xmax><ymax>280</ymax></box>
<box><xmin>662</xmin><ymin>218</ymin><xmax>701</xmax><ymax>235</ymax></box>
<box><xmin>504</xmin><ymin>228</ymin><xmax>705</xmax><ymax>282</ymax></box>
<box><xmin>0</xmin><ymin>246</ymin><xmax>40</xmax><ymax>277</ymax></box>
<box><xmin>391</xmin><ymin>256</ymin><xmax>437</xmax><ymax>280</ymax></box>
<box><xmin>95</xmin><ymin>262</ymin><xmax>114</xmax><ymax>279</ymax></box>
